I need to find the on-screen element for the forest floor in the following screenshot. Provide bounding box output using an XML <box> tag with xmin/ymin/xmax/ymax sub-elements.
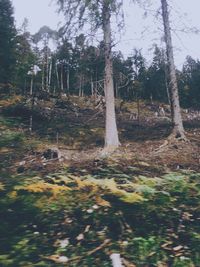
<box><xmin>0</xmin><ymin>94</ymin><xmax>200</xmax><ymax>267</ymax></box>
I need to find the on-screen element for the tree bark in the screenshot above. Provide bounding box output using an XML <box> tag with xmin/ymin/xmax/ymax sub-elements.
<box><xmin>102</xmin><ymin>1</ymin><xmax>119</xmax><ymax>148</ymax></box>
<box><xmin>42</xmin><ymin>60</ymin><xmax>45</xmax><ymax>91</ymax></box>
<box><xmin>61</xmin><ymin>64</ymin><xmax>64</xmax><ymax>93</ymax></box>
<box><xmin>91</xmin><ymin>76</ymin><xmax>94</xmax><ymax>96</ymax></box>
<box><xmin>79</xmin><ymin>74</ymin><xmax>82</xmax><ymax>97</ymax></box>
<box><xmin>67</xmin><ymin>63</ymin><xmax>70</xmax><ymax>95</ymax></box>
<box><xmin>161</xmin><ymin>0</ymin><xmax>185</xmax><ymax>138</ymax></box>
<box><xmin>55</xmin><ymin>62</ymin><xmax>60</xmax><ymax>91</ymax></box>
<box><xmin>48</xmin><ymin>58</ymin><xmax>52</xmax><ymax>91</ymax></box>
<box><xmin>30</xmin><ymin>75</ymin><xmax>33</xmax><ymax>96</ymax></box>
<box><xmin>46</xmin><ymin>49</ymin><xmax>49</xmax><ymax>92</ymax></box>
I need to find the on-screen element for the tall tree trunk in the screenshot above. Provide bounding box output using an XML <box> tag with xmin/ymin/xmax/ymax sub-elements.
<box><xmin>48</xmin><ymin>58</ymin><xmax>52</xmax><ymax>91</ymax></box>
<box><xmin>61</xmin><ymin>64</ymin><xmax>64</xmax><ymax>93</ymax></box>
<box><xmin>103</xmin><ymin>1</ymin><xmax>119</xmax><ymax>148</ymax></box>
<box><xmin>55</xmin><ymin>62</ymin><xmax>60</xmax><ymax>92</ymax></box>
<box><xmin>42</xmin><ymin>60</ymin><xmax>45</xmax><ymax>91</ymax></box>
<box><xmin>79</xmin><ymin>74</ymin><xmax>82</xmax><ymax>97</ymax></box>
<box><xmin>67</xmin><ymin>64</ymin><xmax>70</xmax><ymax>95</ymax></box>
<box><xmin>30</xmin><ymin>75</ymin><xmax>33</xmax><ymax>96</ymax></box>
<box><xmin>82</xmin><ymin>77</ymin><xmax>84</xmax><ymax>97</ymax></box>
<box><xmin>91</xmin><ymin>76</ymin><xmax>94</xmax><ymax>96</ymax></box>
<box><xmin>46</xmin><ymin>51</ymin><xmax>49</xmax><ymax>92</ymax></box>
<box><xmin>137</xmin><ymin>96</ymin><xmax>140</xmax><ymax>124</ymax></box>
<box><xmin>161</xmin><ymin>0</ymin><xmax>185</xmax><ymax>138</ymax></box>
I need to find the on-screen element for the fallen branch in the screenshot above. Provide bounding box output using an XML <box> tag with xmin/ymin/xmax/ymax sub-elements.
<box><xmin>68</xmin><ymin>238</ymin><xmax>111</xmax><ymax>263</ymax></box>
<box><xmin>86</xmin><ymin>109</ymin><xmax>104</xmax><ymax>123</ymax></box>
<box><xmin>154</xmin><ymin>139</ymin><xmax>169</xmax><ymax>153</ymax></box>
<box><xmin>87</xmin><ymin>239</ymin><xmax>111</xmax><ymax>256</ymax></box>
<box><xmin>122</xmin><ymin>258</ymin><xmax>136</xmax><ymax>267</ymax></box>
<box><xmin>42</xmin><ymin>239</ymin><xmax>111</xmax><ymax>265</ymax></box>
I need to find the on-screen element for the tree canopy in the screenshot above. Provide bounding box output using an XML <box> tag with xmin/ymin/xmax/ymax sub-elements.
<box><xmin>0</xmin><ymin>0</ymin><xmax>16</xmax><ymax>84</ymax></box>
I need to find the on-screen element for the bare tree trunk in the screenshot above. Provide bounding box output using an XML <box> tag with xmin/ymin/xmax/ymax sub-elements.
<box><xmin>103</xmin><ymin>1</ymin><xmax>119</xmax><ymax>148</ymax></box>
<box><xmin>61</xmin><ymin>64</ymin><xmax>64</xmax><ymax>93</ymax></box>
<box><xmin>79</xmin><ymin>74</ymin><xmax>82</xmax><ymax>97</ymax></box>
<box><xmin>137</xmin><ymin>96</ymin><xmax>140</xmax><ymax>124</ymax></box>
<box><xmin>82</xmin><ymin>76</ymin><xmax>84</xmax><ymax>97</ymax></box>
<box><xmin>67</xmin><ymin>64</ymin><xmax>70</xmax><ymax>95</ymax></box>
<box><xmin>161</xmin><ymin>0</ymin><xmax>185</xmax><ymax>139</ymax></box>
<box><xmin>29</xmin><ymin>115</ymin><xmax>33</xmax><ymax>133</ymax></box>
<box><xmin>30</xmin><ymin>75</ymin><xmax>33</xmax><ymax>96</ymax></box>
<box><xmin>91</xmin><ymin>76</ymin><xmax>94</xmax><ymax>96</ymax></box>
<box><xmin>46</xmin><ymin>51</ymin><xmax>49</xmax><ymax>92</ymax></box>
<box><xmin>55</xmin><ymin>62</ymin><xmax>60</xmax><ymax>91</ymax></box>
<box><xmin>48</xmin><ymin>57</ymin><xmax>52</xmax><ymax>92</ymax></box>
<box><xmin>42</xmin><ymin>60</ymin><xmax>45</xmax><ymax>91</ymax></box>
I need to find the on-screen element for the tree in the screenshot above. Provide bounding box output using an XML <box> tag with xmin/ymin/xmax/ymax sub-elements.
<box><xmin>15</xmin><ymin>20</ymin><xmax>37</xmax><ymax>93</ymax></box>
<box><xmin>32</xmin><ymin>26</ymin><xmax>58</xmax><ymax>93</ymax></box>
<box><xmin>111</xmin><ymin>51</ymin><xmax>133</xmax><ymax>99</ymax></box>
<box><xmin>102</xmin><ymin>0</ymin><xmax>120</xmax><ymax>148</ymax></box>
<box><xmin>0</xmin><ymin>0</ymin><xmax>16</xmax><ymax>85</ymax></box>
<box><xmin>56</xmin><ymin>38</ymin><xmax>74</xmax><ymax>94</ymax></box>
<box><xmin>145</xmin><ymin>45</ymin><xmax>168</xmax><ymax>102</ymax></box>
<box><xmin>161</xmin><ymin>0</ymin><xmax>185</xmax><ymax>139</ymax></box>
<box><xmin>180</xmin><ymin>56</ymin><xmax>200</xmax><ymax>109</ymax></box>
<box><xmin>131</xmin><ymin>49</ymin><xmax>147</xmax><ymax>100</ymax></box>
<box><xmin>56</xmin><ymin>0</ymin><xmax>122</xmax><ymax>149</ymax></box>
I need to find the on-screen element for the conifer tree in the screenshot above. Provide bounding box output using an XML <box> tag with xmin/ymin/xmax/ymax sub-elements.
<box><xmin>0</xmin><ymin>0</ymin><xmax>16</xmax><ymax>84</ymax></box>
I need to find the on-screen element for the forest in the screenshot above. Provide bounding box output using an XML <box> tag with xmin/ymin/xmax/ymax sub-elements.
<box><xmin>0</xmin><ymin>0</ymin><xmax>200</xmax><ymax>266</ymax></box>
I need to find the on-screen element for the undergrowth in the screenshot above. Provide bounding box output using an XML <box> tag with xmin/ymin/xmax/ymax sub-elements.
<box><xmin>0</xmin><ymin>169</ymin><xmax>199</xmax><ymax>266</ymax></box>
<box><xmin>0</xmin><ymin>102</ymin><xmax>200</xmax><ymax>266</ymax></box>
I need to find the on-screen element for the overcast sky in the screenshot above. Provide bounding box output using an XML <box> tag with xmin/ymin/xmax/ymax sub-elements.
<box><xmin>12</xmin><ymin>0</ymin><xmax>200</xmax><ymax>69</ymax></box>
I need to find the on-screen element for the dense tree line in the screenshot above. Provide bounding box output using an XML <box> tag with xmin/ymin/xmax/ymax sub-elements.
<box><xmin>1</xmin><ymin>0</ymin><xmax>200</xmax><ymax>147</ymax></box>
<box><xmin>0</xmin><ymin>0</ymin><xmax>16</xmax><ymax>85</ymax></box>
<box><xmin>10</xmin><ymin>27</ymin><xmax>200</xmax><ymax>111</ymax></box>
<box><xmin>0</xmin><ymin>1</ymin><xmax>199</xmax><ymax>109</ymax></box>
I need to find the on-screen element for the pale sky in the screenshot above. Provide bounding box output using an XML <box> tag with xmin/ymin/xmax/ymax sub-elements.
<box><xmin>12</xmin><ymin>0</ymin><xmax>200</xmax><ymax>69</ymax></box>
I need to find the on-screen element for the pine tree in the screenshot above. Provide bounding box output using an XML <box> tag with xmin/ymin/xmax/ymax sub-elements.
<box><xmin>15</xmin><ymin>20</ymin><xmax>36</xmax><ymax>92</ymax></box>
<box><xmin>0</xmin><ymin>0</ymin><xmax>16</xmax><ymax>84</ymax></box>
<box><xmin>146</xmin><ymin>45</ymin><xmax>168</xmax><ymax>102</ymax></box>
